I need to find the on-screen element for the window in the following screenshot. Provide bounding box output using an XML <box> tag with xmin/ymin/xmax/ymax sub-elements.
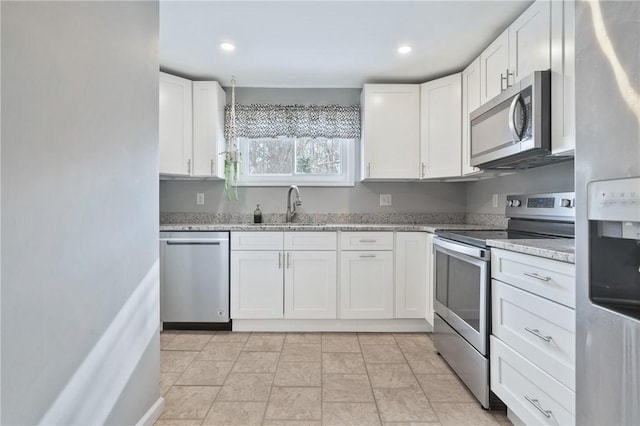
<box><xmin>238</xmin><ymin>137</ymin><xmax>354</xmax><ymax>186</ymax></box>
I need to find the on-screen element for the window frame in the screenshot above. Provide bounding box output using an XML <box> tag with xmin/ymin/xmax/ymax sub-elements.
<box><xmin>236</xmin><ymin>136</ymin><xmax>355</xmax><ymax>187</ymax></box>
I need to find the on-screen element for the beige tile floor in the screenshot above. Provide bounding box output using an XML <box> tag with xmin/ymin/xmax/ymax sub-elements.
<box><xmin>157</xmin><ymin>331</ymin><xmax>512</xmax><ymax>426</ymax></box>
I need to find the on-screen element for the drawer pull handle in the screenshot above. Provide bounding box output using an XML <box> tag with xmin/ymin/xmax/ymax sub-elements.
<box><xmin>278</xmin><ymin>252</ymin><xmax>282</xmax><ymax>269</ymax></box>
<box><xmin>523</xmin><ymin>272</ymin><xmax>552</xmax><ymax>282</ymax></box>
<box><xmin>525</xmin><ymin>328</ymin><xmax>552</xmax><ymax>342</ymax></box>
<box><xmin>359</xmin><ymin>254</ymin><xmax>377</xmax><ymax>258</ymax></box>
<box><xmin>359</xmin><ymin>239</ymin><xmax>377</xmax><ymax>243</ymax></box>
<box><xmin>524</xmin><ymin>395</ymin><xmax>552</xmax><ymax>418</ymax></box>
<box><xmin>286</xmin><ymin>252</ymin><xmax>291</xmax><ymax>268</ymax></box>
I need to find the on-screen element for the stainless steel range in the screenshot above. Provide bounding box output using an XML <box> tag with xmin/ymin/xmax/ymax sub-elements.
<box><xmin>432</xmin><ymin>192</ymin><xmax>575</xmax><ymax>409</ymax></box>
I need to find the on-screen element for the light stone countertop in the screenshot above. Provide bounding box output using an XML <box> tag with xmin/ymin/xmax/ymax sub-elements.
<box><xmin>486</xmin><ymin>238</ymin><xmax>575</xmax><ymax>264</ymax></box>
<box><xmin>159</xmin><ymin>223</ymin><xmax>503</xmax><ymax>233</ymax></box>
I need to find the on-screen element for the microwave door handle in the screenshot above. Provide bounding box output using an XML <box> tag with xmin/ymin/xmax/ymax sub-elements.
<box><xmin>508</xmin><ymin>93</ymin><xmax>522</xmax><ymax>142</ymax></box>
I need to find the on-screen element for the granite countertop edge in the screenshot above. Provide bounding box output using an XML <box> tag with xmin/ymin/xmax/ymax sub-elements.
<box><xmin>159</xmin><ymin>223</ymin><xmax>503</xmax><ymax>233</ymax></box>
<box><xmin>486</xmin><ymin>238</ymin><xmax>575</xmax><ymax>264</ymax></box>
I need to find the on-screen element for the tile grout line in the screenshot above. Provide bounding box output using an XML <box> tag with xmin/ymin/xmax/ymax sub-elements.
<box><xmin>260</xmin><ymin>332</ymin><xmax>284</xmax><ymax>425</ymax></box>
<box><xmin>357</xmin><ymin>333</ymin><xmax>384</xmax><ymax>426</ymax></box>
<box><xmin>199</xmin><ymin>331</ymin><xmax>250</xmax><ymax>425</ymax></box>
<box><xmin>395</xmin><ymin>333</ymin><xmax>444</xmax><ymax>425</ymax></box>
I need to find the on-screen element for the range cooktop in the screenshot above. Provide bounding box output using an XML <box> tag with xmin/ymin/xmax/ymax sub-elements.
<box><xmin>435</xmin><ymin>229</ymin><xmax>565</xmax><ymax>249</ymax></box>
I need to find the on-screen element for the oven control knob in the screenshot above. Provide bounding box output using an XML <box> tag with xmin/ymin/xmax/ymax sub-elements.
<box><xmin>511</xmin><ymin>200</ymin><xmax>521</xmax><ymax>207</ymax></box>
<box><xmin>561</xmin><ymin>198</ymin><xmax>573</xmax><ymax>207</ymax></box>
<box><xmin>507</xmin><ymin>200</ymin><xmax>513</xmax><ymax>207</ymax></box>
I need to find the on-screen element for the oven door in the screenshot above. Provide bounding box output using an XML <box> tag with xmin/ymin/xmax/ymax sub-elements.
<box><xmin>433</xmin><ymin>237</ymin><xmax>490</xmax><ymax>355</ymax></box>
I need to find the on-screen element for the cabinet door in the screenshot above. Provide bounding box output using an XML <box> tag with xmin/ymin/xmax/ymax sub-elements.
<box><xmin>509</xmin><ymin>0</ymin><xmax>551</xmax><ymax>84</ymax></box>
<box><xmin>284</xmin><ymin>251</ymin><xmax>337</xmax><ymax>319</ymax></box>
<box><xmin>192</xmin><ymin>81</ymin><xmax>226</xmax><ymax>178</ymax></box>
<box><xmin>420</xmin><ymin>74</ymin><xmax>462</xmax><ymax>179</ymax></box>
<box><xmin>231</xmin><ymin>251</ymin><xmax>283</xmax><ymax>319</ymax></box>
<box><xmin>550</xmin><ymin>0</ymin><xmax>575</xmax><ymax>155</ymax></box>
<box><xmin>395</xmin><ymin>233</ymin><xmax>427</xmax><ymax>318</ymax></box>
<box><xmin>159</xmin><ymin>72</ymin><xmax>192</xmax><ymax>176</ymax></box>
<box><xmin>425</xmin><ymin>234</ymin><xmax>435</xmax><ymax>327</ymax></box>
<box><xmin>480</xmin><ymin>29</ymin><xmax>509</xmax><ymax>105</ymax></box>
<box><xmin>462</xmin><ymin>58</ymin><xmax>482</xmax><ymax>176</ymax></box>
<box><xmin>361</xmin><ymin>84</ymin><xmax>420</xmax><ymax>180</ymax></box>
<box><xmin>340</xmin><ymin>251</ymin><xmax>393</xmax><ymax>319</ymax></box>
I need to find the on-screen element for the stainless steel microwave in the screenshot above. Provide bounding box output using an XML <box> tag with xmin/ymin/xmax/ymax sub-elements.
<box><xmin>470</xmin><ymin>70</ymin><xmax>567</xmax><ymax>170</ymax></box>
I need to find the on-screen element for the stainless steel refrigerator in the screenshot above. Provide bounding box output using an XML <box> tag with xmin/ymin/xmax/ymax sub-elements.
<box><xmin>575</xmin><ymin>1</ymin><xmax>640</xmax><ymax>425</ymax></box>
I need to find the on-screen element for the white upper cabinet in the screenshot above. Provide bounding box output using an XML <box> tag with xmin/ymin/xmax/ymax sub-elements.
<box><xmin>480</xmin><ymin>29</ymin><xmax>510</xmax><ymax>105</ymax></box>
<box><xmin>159</xmin><ymin>72</ymin><xmax>192</xmax><ymax>176</ymax></box>
<box><xmin>550</xmin><ymin>0</ymin><xmax>575</xmax><ymax>155</ymax></box>
<box><xmin>420</xmin><ymin>74</ymin><xmax>462</xmax><ymax>179</ymax></box>
<box><xmin>508</xmin><ymin>0</ymin><xmax>551</xmax><ymax>82</ymax></box>
<box><xmin>192</xmin><ymin>81</ymin><xmax>226</xmax><ymax>178</ymax></box>
<box><xmin>159</xmin><ymin>73</ymin><xmax>227</xmax><ymax>178</ymax></box>
<box><xmin>479</xmin><ymin>0</ymin><xmax>552</xmax><ymax>106</ymax></box>
<box><xmin>361</xmin><ymin>84</ymin><xmax>420</xmax><ymax>180</ymax></box>
<box><xmin>461</xmin><ymin>58</ymin><xmax>482</xmax><ymax>176</ymax></box>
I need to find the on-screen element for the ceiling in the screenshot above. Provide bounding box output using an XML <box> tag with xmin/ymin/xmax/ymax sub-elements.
<box><xmin>160</xmin><ymin>1</ymin><xmax>533</xmax><ymax>88</ymax></box>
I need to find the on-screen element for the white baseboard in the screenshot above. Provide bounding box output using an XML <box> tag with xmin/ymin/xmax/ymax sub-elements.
<box><xmin>137</xmin><ymin>397</ymin><xmax>164</xmax><ymax>426</ymax></box>
<box><xmin>232</xmin><ymin>318</ymin><xmax>432</xmax><ymax>332</ymax></box>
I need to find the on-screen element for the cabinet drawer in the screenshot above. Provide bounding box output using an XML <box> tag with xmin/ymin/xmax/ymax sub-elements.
<box><xmin>284</xmin><ymin>232</ymin><xmax>337</xmax><ymax>250</ymax></box>
<box><xmin>340</xmin><ymin>232</ymin><xmax>393</xmax><ymax>250</ymax></box>
<box><xmin>231</xmin><ymin>232</ymin><xmax>284</xmax><ymax>250</ymax></box>
<box><xmin>491</xmin><ymin>337</ymin><xmax>575</xmax><ymax>426</ymax></box>
<box><xmin>491</xmin><ymin>249</ymin><xmax>575</xmax><ymax>308</ymax></box>
<box><xmin>492</xmin><ymin>280</ymin><xmax>575</xmax><ymax>390</ymax></box>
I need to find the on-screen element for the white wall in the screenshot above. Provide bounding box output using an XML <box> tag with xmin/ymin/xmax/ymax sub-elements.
<box><xmin>465</xmin><ymin>161</ymin><xmax>575</xmax><ymax>214</ymax></box>
<box><xmin>1</xmin><ymin>2</ymin><xmax>160</xmax><ymax>425</ymax></box>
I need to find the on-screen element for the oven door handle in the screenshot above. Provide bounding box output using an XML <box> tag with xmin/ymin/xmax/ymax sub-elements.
<box><xmin>433</xmin><ymin>237</ymin><xmax>489</xmax><ymax>260</ymax></box>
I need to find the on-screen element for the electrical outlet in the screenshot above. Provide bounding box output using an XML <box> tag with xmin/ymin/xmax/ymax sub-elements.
<box><xmin>380</xmin><ymin>194</ymin><xmax>392</xmax><ymax>206</ymax></box>
<box><xmin>196</xmin><ymin>193</ymin><xmax>205</xmax><ymax>205</ymax></box>
<box><xmin>492</xmin><ymin>194</ymin><xmax>499</xmax><ymax>208</ymax></box>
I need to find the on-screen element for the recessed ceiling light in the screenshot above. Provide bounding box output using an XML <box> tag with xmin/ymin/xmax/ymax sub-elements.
<box><xmin>220</xmin><ymin>42</ymin><xmax>235</xmax><ymax>52</ymax></box>
<box><xmin>398</xmin><ymin>45</ymin><xmax>412</xmax><ymax>55</ymax></box>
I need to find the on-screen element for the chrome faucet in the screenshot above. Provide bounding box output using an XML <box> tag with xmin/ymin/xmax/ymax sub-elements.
<box><xmin>286</xmin><ymin>185</ymin><xmax>302</xmax><ymax>223</ymax></box>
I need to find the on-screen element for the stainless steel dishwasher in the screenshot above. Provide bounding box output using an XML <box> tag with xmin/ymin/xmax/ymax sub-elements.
<box><xmin>159</xmin><ymin>231</ymin><xmax>230</xmax><ymax>327</ymax></box>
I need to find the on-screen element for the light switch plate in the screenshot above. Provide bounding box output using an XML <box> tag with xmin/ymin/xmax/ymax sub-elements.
<box><xmin>380</xmin><ymin>194</ymin><xmax>392</xmax><ymax>206</ymax></box>
<box><xmin>196</xmin><ymin>193</ymin><xmax>205</xmax><ymax>205</ymax></box>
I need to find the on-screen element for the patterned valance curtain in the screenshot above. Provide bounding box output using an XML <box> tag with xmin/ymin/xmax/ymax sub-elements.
<box><xmin>224</xmin><ymin>104</ymin><xmax>361</xmax><ymax>140</ymax></box>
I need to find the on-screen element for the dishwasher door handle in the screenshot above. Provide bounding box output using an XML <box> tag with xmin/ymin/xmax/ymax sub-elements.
<box><xmin>165</xmin><ymin>241</ymin><xmax>222</xmax><ymax>245</ymax></box>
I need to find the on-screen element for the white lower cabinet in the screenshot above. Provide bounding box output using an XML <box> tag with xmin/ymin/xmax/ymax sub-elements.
<box><xmin>425</xmin><ymin>233</ymin><xmax>435</xmax><ymax>326</ymax></box>
<box><xmin>232</xmin><ymin>230</ymin><xmax>432</xmax><ymax>325</ymax></box>
<box><xmin>231</xmin><ymin>231</ymin><xmax>337</xmax><ymax>320</ymax></box>
<box><xmin>231</xmin><ymin>250</ymin><xmax>284</xmax><ymax>319</ymax></box>
<box><xmin>340</xmin><ymin>250</ymin><xmax>393</xmax><ymax>319</ymax></box>
<box><xmin>395</xmin><ymin>232</ymin><xmax>427</xmax><ymax>318</ymax></box>
<box><xmin>491</xmin><ymin>248</ymin><xmax>576</xmax><ymax>426</ymax></box>
<box><xmin>491</xmin><ymin>337</ymin><xmax>575</xmax><ymax>426</ymax></box>
<box><xmin>284</xmin><ymin>251</ymin><xmax>337</xmax><ymax>319</ymax></box>
<box><xmin>340</xmin><ymin>231</ymin><xmax>395</xmax><ymax>319</ymax></box>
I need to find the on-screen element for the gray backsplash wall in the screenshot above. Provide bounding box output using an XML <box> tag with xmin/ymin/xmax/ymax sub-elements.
<box><xmin>160</xmin><ymin>179</ymin><xmax>467</xmax><ymax>215</ymax></box>
<box><xmin>160</xmin><ymin>87</ymin><xmax>468</xmax><ymax>218</ymax></box>
<box><xmin>466</xmin><ymin>161</ymin><xmax>575</xmax><ymax>214</ymax></box>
